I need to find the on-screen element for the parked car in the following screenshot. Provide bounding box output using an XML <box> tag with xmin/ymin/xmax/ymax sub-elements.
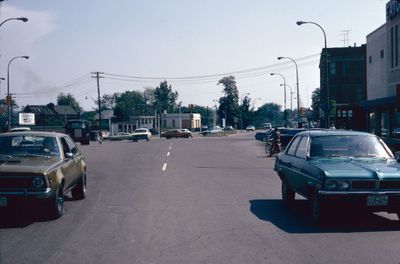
<box><xmin>274</xmin><ymin>129</ymin><xmax>400</xmax><ymax>224</ymax></box>
<box><xmin>161</xmin><ymin>129</ymin><xmax>192</xmax><ymax>139</ymax></box>
<box><xmin>223</xmin><ymin>126</ymin><xmax>235</xmax><ymax>131</ymax></box>
<box><xmin>0</xmin><ymin>131</ymin><xmax>86</xmax><ymax>219</ymax></box>
<box><xmin>202</xmin><ymin>126</ymin><xmax>223</xmax><ymax>136</ymax></box>
<box><xmin>131</xmin><ymin>128</ymin><xmax>152</xmax><ymax>141</ymax></box>
<box><xmin>279</xmin><ymin>128</ymin><xmax>306</xmax><ymax>149</ymax></box>
<box><xmin>246</xmin><ymin>125</ymin><xmax>256</xmax><ymax>131</ymax></box>
<box><xmin>108</xmin><ymin>132</ymin><xmax>133</xmax><ymax>141</ymax></box>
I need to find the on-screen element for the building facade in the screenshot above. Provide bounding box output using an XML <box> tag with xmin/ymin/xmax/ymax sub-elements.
<box><xmin>161</xmin><ymin>113</ymin><xmax>201</xmax><ymax>131</ymax></box>
<box><xmin>320</xmin><ymin>45</ymin><xmax>367</xmax><ymax>130</ymax></box>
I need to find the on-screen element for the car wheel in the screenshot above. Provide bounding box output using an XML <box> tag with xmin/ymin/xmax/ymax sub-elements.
<box><xmin>184</xmin><ymin>135</ymin><xmax>189</xmax><ymax>138</ymax></box>
<box><xmin>166</xmin><ymin>136</ymin><xmax>171</xmax><ymax>139</ymax></box>
<box><xmin>311</xmin><ymin>195</ymin><xmax>324</xmax><ymax>225</ymax></box>
<box><xmin>281</xmin><ymin>179</ymin><xmax>295</xmax><ymax>207</ymax></box>
<box><xmin>47</xmin><ymin>184</ymin><xmax>64</xmax><ymax>219</ymax></box>
<box><xmin>71</xmin><ymin>171</ymin><xmax>86</xmax><ymax>200</ymax></box>
<box><xmin>146</xmin><ymin>137</ymin><xmax>150</xmax><ymax>141</ymax></box>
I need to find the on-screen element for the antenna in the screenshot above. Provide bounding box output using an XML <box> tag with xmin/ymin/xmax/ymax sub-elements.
<box><xmin>339</xmin><ymin>30</ymin><xmax>352</xmax><ymax>47</ymax></box>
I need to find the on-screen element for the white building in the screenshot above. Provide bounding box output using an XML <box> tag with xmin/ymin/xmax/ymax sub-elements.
<box><xmin>161</xmin><ymin>113</ymin><xmax>201</xmax><ymax>131</ymax></box>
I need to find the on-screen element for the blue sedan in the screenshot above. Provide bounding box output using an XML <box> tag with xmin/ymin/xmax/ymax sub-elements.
<box><xmin>274</xmin><ymin>129</ymin><xmax>400</xmax><ymax>224</ymax></box>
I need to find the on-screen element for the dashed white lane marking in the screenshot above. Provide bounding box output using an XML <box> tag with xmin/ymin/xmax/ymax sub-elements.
<box><xmin>162</xmin><ymin>163</ymin><xmax>167</xmax><ymax>171</ymax></box>
<box><xmin>167</xmin><ymin>152</ymin><xmax>170</xmax><ymax>157</ymax></box>
<box><xmin>169</xmin><ymin>146</ymin><xmax>172</xmax><ymax>150</ymax></box>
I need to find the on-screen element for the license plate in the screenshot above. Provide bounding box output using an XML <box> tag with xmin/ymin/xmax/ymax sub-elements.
<box><xmin>367</xmin><ymin>196</ymin><xmax>388</xmax><ymax>206</ymax></box>
<box><xmin>0</xmin><ymin>197</ymin><xmax>7</xmax><ymax>207</ymax></box>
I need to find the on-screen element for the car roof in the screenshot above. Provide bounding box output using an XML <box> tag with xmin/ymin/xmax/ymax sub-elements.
<box><xmin>0</xmin><ymin>131</ymin><xmax>68</xmax><ymax>137</ymax></box>
<box><xmin>296</xmin><ymin>129</ymin><xmax>376</xmax><ymax>137</ymax></box>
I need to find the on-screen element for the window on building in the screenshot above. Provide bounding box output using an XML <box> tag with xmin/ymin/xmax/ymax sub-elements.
<box><xmin>393</xmin><ymin>109</ymin><xmax>400</xmax><ymax>139</ymax></box>
<box><xmin>172</xmin><ymin>119</ymin><xmax>176</xmax><ymax>127</ymax></box>
<box><xmin>381</xmin><ymin>49</ymin><xmax>384</xmax><ymax>59</ymax></box>
<box><xmin>396</xmin><ymin>25</ymin><xmax>399</xmax><ymax>67</ymax></box>
<box><xmin>369</xmin><ymin>112</ymin><xmax>376</xmax><ymax>135</ymax></box>
<box><xmin>369</xmin><ymin>56</ymin><xmax>372</xmax><ymax>64</ymax></box>
<box><xmin>329</xmin><ymin>62</ymin><xmax>336</xmax><ymax>76</ymax></box>
<box><xmin>391</xmin><ymin>27</ymin><xmax>395</xmax><ymax>68</ymax></box>
<box><xmin>381</xmin><ymin>112</ymin><xmax>389</xmax><ymax>138</ymax></box>
<box><xmin>343</xmin><ymin>61</ymin><xmax>350</xmax><ymax>74</ymax></box>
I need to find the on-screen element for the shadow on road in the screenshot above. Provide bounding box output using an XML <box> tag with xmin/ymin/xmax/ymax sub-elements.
<box><xmin>249</xmin><ymin>199</ymin><xmax>400</xmax><ymax>233</ymax></box>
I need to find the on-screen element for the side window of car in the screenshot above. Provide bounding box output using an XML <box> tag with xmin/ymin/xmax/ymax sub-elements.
<box><xmin>295</xmin><ymin>136</ymin><xmax>309</xmax><ymax>159</ymax></box>
<box><xmin>64</xmin><ymin>136</ymin><xmax>78</xmax><ymax>155</ymax></box>
<box><xmin>286</xmin><ymin>136</ymin><xmax>301</xmax><ymax>156</ymax></box>
<box><xmin>60</xmin><ymin>138</ymin><xmax>71</xmax><ymax>156</ymax></box>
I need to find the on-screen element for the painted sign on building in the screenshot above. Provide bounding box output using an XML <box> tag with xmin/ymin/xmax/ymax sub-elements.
<box><xmin>19</xmin><ymin>113</ymin><xmax>35</xmax><ymax>125</ymax></box>
<box><xmin>387</xmin><ymin>0</ymin><xmax>400</xmax><ymax>20</ymax></box>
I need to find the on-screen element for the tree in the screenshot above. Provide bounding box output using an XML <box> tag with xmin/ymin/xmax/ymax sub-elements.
<box><xmin>217</xmin><ymin>76</ymin><xmax>239</xmax><ymax>126</ymax></box>
<box><xmin>153</xmin><ymin>81</ymin><xmax>179</xmax><ymax>113</ymax></box>
<box><xmin>240</xmin><ymin>95</ymin><xmax>251</xmax><ymax>128</ymax></box>
<box><xmin>57</xmin><ymin>93</ymin><xmax>82</xmax><ymax>112</ymax></box>
<box><xmin>113</xmin><ymin>91</ymin><xmax>145</xmax><ymax>122</ymax></box>
<box><xmin>311</xmin><ymin>88</ymin><xmax>320</xmax><ymax>122</ymax></box>
<box><xmin>255</xmin><ymin>103</ymin><xmax>283</xmax><ymax>126</ymax></box>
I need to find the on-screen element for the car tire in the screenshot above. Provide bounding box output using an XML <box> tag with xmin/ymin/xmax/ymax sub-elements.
<box><xmin>311</xmin><ymin>195</ymin><xmax>325</xmax><ymax>225</ymax></box>
<box><xmin>47</xmin><ymin>184</ymin><xmax>64</xmax><ymax>219</ymax></box>
<box><xmin>71</xmin><ymin>172</ymin><xmax>86</xmax><ymax>200</ymax></box>
<box><xmin>166</xmin><ymin>136</ymin><xmax>171</xmax><ymax>139</ymax></box>
<box><xmin>146</xmin><ymin>137</ymin><xmax>150</xmax><ymax>141</ymax></box>
<box><xmin>281</xmin><ymin>179</ymin><xmax>295</xmax><ymax>207</ymax></box>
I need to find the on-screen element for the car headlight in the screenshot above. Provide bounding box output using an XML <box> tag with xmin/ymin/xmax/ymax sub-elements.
<box><xmin>32</xmin><ymin>177</ymin><xmax>45</xmax><ymax>188</ymax></box>
<box><xmin>337</xmin><ymin>180</ymin><xmax>350</xmax><ymax>190</ymax></box>
<box><xmin>325</xmin><ymin>180</ymin><xmax>337</xmax><ymax>190</ymax></box>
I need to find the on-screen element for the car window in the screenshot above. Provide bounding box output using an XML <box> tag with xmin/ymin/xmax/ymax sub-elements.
<box><xmin>64</xmin><ymin>136</ymin><xmax>78</xmax><ymax>155</ymax></box>
<box><xmin>286</xmin><ymin>136</ymin><xmax>301</xmax><ymax>156</ymax></box>
<box><xmin>295</xmin><ymin>136</ymin><xmax>308</xmax><ymax>159</ymax></box>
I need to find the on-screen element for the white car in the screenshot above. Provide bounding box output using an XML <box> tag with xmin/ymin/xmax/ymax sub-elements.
<box><xmin>131</xmin><ymin>128</ymin><xmax>152</xmax><ymax>141</ymax></box>
<box><xmin>246</xmin><ymin>125</ymin><xmax>256</xmax><ymax>131</ymax></box>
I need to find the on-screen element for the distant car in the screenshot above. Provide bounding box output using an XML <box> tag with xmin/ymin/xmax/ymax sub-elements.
<box><xmin>202</xmin><ymin>126</ymin><xmax>223</xmax><ymax>136</ymax></box>
<box><xmin>223</xmin><ymin>126</ymin><xmax>235</xmax><ymax>131</ymax></box>
<box><xmin>246</xmin><ymin>125</ymin><xmax>255</xmax><ymax>131</ymax></box>
<box><xmin>279</xmin><ymin>128</ymin><xmax>306</xmax><ymax>149</ymax></box>
<box><xmin>161</xmin><ymin>129</ymin><xmax>192</xmax><ymax>139</ymax></box>
<box><xmin>131</xmin><ymin>128</ymin><xmax>152</xmax><ymax>141</ymax></box>
<box><xmin>0</xmin><ymin>131</ymin><xmax>86</xmax><ymax>219</ymax></box>
<box><xmin>108</xmin><ymin>132</ymin><xmax>132</xmax><ymax>141</ymax></box>
<box><xmin>274</xmin><ymin>129</ymin><xmax>400</xmax><ymax>224</ymax></box>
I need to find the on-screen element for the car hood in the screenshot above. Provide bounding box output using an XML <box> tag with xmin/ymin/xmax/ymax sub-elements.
<box><xmin>0</xmin><ymin>157</ymin><xmax>62</xmax><ymax>174</ymax></box>
<box><xmin>310</xmin><ymin>158</ymin><xmax>400</xmax><ymax>179</ymax></box>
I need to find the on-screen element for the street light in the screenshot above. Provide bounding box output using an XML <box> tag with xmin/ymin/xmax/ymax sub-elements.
<box><xmin>277</xmin><ymin>56</ymin><xmax>300</xmax><ymax>124</ymax></box>
<box><xmin>297</xmin><ymin>20</ymin><xmax>328</xmax><ymax>127</ymax></box>
<box><xmin>7</xmin><ymin>56</ymin><xmax>29</xmax><ymax>131</ymax></box>
<box><xmin>0</xmin><ymin>17</ymin><xmax>28</xmax><ymax>28</ymax></box>
<box><xmin>270</xmin><ymin>73</ymin><xmax>287</xmax><ymax>114</ymax></box>
<box><xmin>280</xmin><ymin>83</ymin><xmax>294</xmax><ymax>119</ymax></box>
<box><xmin>240</xmin><ymin>92</ymin><xmax>250</xmax><ymax>131</ymax></box>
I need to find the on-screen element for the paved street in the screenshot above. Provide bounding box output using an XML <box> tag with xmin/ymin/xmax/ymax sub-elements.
<box><xmin>1</xmin><ymin>133</ymin><xmax>400</xmax><ymax>264</ymax></box>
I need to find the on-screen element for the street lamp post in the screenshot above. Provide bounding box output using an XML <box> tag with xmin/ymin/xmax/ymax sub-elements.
<box><xmin>280</xmin><ymin>83</ymin><xmax>294</xmax><ymax>119</ymax></box>
<box><xmin>297</xmin><ymin>20</ymin><xmax>328</xmax><ymax>128</ymax></box>
<box><xmin>270</xmin><ymin>73</ymin><xmax>287</xmax><ymax>121</ymax></box>
<box><xmin>277</xmin><ymin>56</ymin><xmax>300</xmax><ymax>124</ymax></box>
<box><xmin>7</xmin><ymin>56</ymin><xmax>29</xmax><ymax>131</ymax></box>
<box><xmin>240</xmin><ymin>92</ymin><xmax>250</xmax><ymax>131</ymax></box>
<box><xmin>0</xmin><ymin>17</ymin><xmax>28</xmax><ymax>28</ymax></box>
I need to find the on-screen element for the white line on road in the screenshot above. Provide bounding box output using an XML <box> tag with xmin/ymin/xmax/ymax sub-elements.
<box><xmin>162</xmin><ymin>163</ymin><xmax>167</xmax><ymax>171</ymax></box>
<box><xmin>169</xmin><ymin>146</ymin><xmax>172</xmax><ymax>150</ymax></box>
<box><xmin>167</xmin><ymin>152</ymin><xmax>170</xmax><ymax>157</ymax></box>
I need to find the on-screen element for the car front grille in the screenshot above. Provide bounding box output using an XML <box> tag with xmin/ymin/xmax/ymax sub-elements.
<box><xmin>0</xmin><ymin>176</ymin><xmax>40</xmax><ymax>189</ymax></box>
<box><xmin>379</xmin><ymin>180</ymin><xmax>400</xmax><ymax>190</ymax></box>
<box><xmin>351</xmin><ymin>180</ymin><xmax>377</xmax><ymax>190</ymax></box>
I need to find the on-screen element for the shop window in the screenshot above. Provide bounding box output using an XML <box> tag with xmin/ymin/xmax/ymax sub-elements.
<box><xmin>172</xmin><ymin>119</ymin><xmax>176</xmax><ymax>127</ymax></box>
<box><xmin>369</xmin><ymin>113</ymin><xmax>376</xmax><ymax>135</ymax></box>
<box><xmin>381</xmin><ymin>112</ymin><xmax>389</xmax><ymax>138</ymax></box>
<box><xmin>330</xmin><ymin>62</ymin><xmax>336</xmax><ymax>76</ymax></box>
<box><xmin>369</xmin><ymin>56</ymin><xmax>372</xmax><ymax>64</ymax></box>
<box><xmin>393</xmin><ymin>110</ymin><xmax>400</xmax><ymax>139</ymax></box>
<box><xmin>381</xmin><ymin>49</ymin><xmax>384</xmax><ymax>59</ymax></box>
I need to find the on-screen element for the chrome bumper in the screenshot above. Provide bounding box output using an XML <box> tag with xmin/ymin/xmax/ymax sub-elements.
<box><xmin>318</xmin><ymin>190</ymin><xmax>400</xmax><ymax>195</ymax></box>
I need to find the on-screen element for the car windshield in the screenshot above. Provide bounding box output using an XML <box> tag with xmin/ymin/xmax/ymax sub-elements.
<box><xmin>0</xmin><ymin>135</ymin><xmax>60</xmax><ymax>157</ymax></box>
<box><xmin>135</xmin><ymin>129</ymin><xmax>147</xmax><ymax>133</ymax></box>
<box><xmin>310</xmin><ymin>135</ymin><xmax>392</xmax><ymax>159</ymax></box>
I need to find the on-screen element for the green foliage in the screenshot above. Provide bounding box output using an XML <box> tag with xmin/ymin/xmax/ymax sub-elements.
<box><xmin>57</xmin><ymin>93</ymin><xmax>82</xmax><ymax>112</ymax></box>
<box><xmin>255</xmin><ymin>103</ymin><xmax>283</xmax><ymax>126</ymax></box>
<box><xmin>311</xmin><ymin>88</ymin><xmax>321</xmax><ymax>121</ymax></box>
<box><xmin>217</xmin><ymin>76</ymin><xmax>239</xmax><ymax>126</ymax></box>
<box><xmin>114</xmin><ymin>91</ymin><xmax>145</xmax><ymax>122</ymax></box>
<box><xmin>154</xmin><ymin>81</ymin><xmax>179</xmax><ymax>113</ymax></box>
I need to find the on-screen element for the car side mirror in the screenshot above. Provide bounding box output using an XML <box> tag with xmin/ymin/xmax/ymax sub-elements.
<box><xmin>65</xmin><ymin>152</ymin><xmax>74</xmax><ymax>159</ymax></box>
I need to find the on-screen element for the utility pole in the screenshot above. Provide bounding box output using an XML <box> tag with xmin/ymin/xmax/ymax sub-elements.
<box><xmin>91</xmin><ymin>72</ymin><xmax>104</xmax><ymax>132</ymax></box>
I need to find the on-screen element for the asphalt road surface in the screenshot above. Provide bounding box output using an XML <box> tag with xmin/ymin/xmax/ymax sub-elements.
<box><xmin>1</xmin><ymin>133</ymin><xmax>400</xmax><ymax>264</ymax></box>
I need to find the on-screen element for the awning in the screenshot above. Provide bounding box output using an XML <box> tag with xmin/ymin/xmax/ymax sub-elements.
<box><xmin>359</xmin><ymin>96</ymin><xmax>397</xmax><ymax>110</ymax></box>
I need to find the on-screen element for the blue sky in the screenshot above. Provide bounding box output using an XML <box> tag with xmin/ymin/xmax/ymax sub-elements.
<box><xmin>0</xmin><ymin>0</ymin><xmax>387</xmax><ymax>111</ymax></box>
